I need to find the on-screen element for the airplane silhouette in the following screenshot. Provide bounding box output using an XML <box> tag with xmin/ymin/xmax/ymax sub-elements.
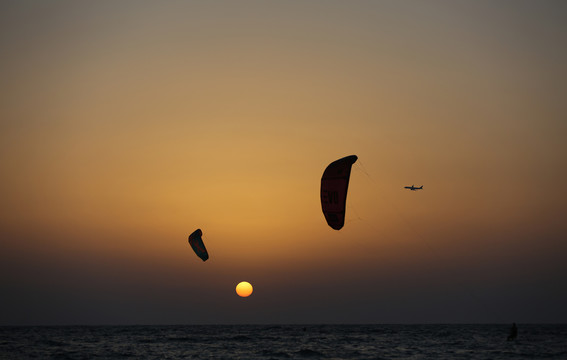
<box><xmin>404</xmin><ymin>185</ymin><xmax>423</xmax><ymax>191</ymax></box>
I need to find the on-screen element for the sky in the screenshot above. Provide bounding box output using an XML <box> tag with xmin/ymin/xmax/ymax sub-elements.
<box><xmin>1</xmin><ymin>0</ymin><xmax>566</xmax><ymax>325</ymax></box>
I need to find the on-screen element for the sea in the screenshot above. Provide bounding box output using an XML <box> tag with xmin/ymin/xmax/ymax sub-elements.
<box><xmin>0</xmin><ymin>324</ymin><xmax>565</xmax><ymax>359</ymax></box>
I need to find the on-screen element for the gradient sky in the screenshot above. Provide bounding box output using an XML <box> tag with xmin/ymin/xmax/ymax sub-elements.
<box><xmin>1</xmin><ymin>0</ymin><xmax>566</xmax><ymax>325</ymax></box>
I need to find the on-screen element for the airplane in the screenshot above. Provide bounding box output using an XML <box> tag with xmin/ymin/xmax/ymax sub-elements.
<box><xmin>404</xmin><ymin>185</ymin><xmax>423</xmax><ymax>191</ymax></box>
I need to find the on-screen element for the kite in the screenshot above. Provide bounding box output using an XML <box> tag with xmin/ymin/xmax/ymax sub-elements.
<box><xmin>188</xmin><ymin>229</ymin><xmax>209</xmax><ymax>261</ymax></box>
<box><xmin>320</xmin><ymin>155</ymin><xmax>358</xmax><ymax>230</ymax></box>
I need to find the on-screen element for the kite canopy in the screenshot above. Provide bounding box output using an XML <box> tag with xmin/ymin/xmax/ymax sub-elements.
<box><xmin>188</xmin><ymin>229</ymin><xmax>209</xmax><ymax>261</ymax></box>
<box><xmin>320</xmin><ymin>155</ymin><xmax>358</xmax><ymax>230</ymax></box>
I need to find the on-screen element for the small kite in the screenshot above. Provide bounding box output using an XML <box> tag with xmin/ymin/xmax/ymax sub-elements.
<box><xmin>188</xmin><ymin>229</ymin><xmax>209</xmax><ymax>261</ymax></box>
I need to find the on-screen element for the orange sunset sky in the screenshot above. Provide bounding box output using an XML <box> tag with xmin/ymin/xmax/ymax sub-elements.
<box><xmin>1</xmin><ymin>0</ymin><xmax>566</xmax><ymax>325</ymax></box>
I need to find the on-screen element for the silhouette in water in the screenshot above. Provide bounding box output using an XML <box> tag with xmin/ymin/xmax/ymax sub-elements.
<box><xmin>507</xmin><ymin>323</ymin><xmax>518</xmax><ymax>341</ymax></box>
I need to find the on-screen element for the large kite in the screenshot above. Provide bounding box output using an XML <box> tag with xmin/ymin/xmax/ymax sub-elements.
<box><xmin>320</xmin><ymin>155</ymin><xmax>358</xmax><ymax>230</ymax></box>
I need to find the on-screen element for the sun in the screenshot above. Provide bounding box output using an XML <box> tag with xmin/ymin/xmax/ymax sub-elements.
<box><xmin>235</xmin><ymin>281</ymin><xmax>253</xmax><ymax>297</ymax></box>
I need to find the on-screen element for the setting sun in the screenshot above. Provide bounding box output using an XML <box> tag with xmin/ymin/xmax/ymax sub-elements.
<box><xmin>235</xmin><ymin>281</ymin><xmax>253</xmax><ymax>297</ymax></box>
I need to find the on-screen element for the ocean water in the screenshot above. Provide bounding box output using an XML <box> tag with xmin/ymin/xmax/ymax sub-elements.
<box><xmin>0</xmin><ymin>324</ymin><xmax>565</xmax><ymax>359</ymax></box>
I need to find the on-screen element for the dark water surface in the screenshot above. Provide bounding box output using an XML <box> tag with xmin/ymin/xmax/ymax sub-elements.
<box><xmin>1</xmin><ymin>324</ymin><xmax>565</xmax><ymax>359</ymax></box>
